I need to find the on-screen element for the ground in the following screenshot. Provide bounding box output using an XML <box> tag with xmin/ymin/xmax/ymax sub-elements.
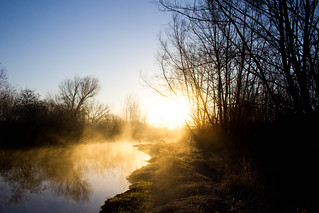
<box><xmin>100</xmin><ymin>141</ymin><xmax>272</xmax><ymax>213</ymax></box>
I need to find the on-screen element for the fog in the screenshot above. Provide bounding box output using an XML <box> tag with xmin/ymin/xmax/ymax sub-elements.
<box><xmin>0</xmin><ymin>141</ymin><xmax>150</xmax><ymax>213</ymax></box>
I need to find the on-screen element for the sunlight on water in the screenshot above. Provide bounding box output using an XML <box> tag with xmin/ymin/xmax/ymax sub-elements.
<box><xmin>0</xmin><ymin>141</ymin><xmax>150</xmax><ymax>213</ymax></box>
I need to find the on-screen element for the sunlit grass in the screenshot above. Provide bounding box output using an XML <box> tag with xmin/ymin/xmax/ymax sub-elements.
<box><xmin>100</xmin><ymin>181</ymin><xmax>153</xmax><ymax>212</ymax></box>
<box><xmin>101</xmin><ymin>140</ymin><xmax>268</xmax><ymax>212</ymax></box>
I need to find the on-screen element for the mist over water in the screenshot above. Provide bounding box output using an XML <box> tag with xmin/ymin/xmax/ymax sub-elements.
<box><xmin>0</xmin><ymin>141</ymin><xmax>150</xmax><ymax>213</ymax></box>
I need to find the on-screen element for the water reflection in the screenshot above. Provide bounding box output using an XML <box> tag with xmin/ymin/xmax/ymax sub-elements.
<box><xmin>0</xmin><ymin>142</ymin><xmax>150</xmax><ymax>212</ymax></box>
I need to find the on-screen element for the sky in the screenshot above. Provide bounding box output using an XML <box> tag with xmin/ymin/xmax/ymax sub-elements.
<box><xmin>0</xmin><ymin>0</ymin><xmax>177</xmax><ymax>122</ymax></box>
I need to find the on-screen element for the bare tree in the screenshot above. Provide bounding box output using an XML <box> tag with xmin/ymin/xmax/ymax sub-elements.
<box><xmin>13</xmin><ymin>89</ymin><xmax>47</xmax><ymax>122</ymax></box>
<box><xmin>153</xmin><ymin>0</ymin><xmax>319</xmax><ymax>131</ymax></box>
<box><xmin>85</xmin><ymin>101</ymin><xmax>110</xmax><ymax>125</ymax></box>
<box><xmin>58</xmin><ymin>76</ymin><xmax>100</xmax><ymax>113</ymax></box>
<box><xmin>0</xmin><ymin>64</ymin><xmax>14</xmax><ymax>121</ymax></box>
<box><xmin>123</xmin><ymin>94</ymin><xmax>146</xmax><ymax>124</ymax></box>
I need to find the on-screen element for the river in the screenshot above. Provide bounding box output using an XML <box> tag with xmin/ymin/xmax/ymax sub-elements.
<box><xmin>0</xmin><ymin>141</ymin><xmax>150</xmax><ymax>213</ymax></box>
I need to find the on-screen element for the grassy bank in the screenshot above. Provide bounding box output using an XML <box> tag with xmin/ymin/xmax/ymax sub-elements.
<box><xmin>100</xmin><ymin>141</ymin><xmax>270</xmax><ymax>212</ymax></box>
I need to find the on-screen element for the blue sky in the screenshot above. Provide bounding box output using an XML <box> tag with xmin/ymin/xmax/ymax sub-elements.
<box><xmin>0</xmin><ymin>0</ymin><xmax>171</xmax><ymax>115</ymax></box>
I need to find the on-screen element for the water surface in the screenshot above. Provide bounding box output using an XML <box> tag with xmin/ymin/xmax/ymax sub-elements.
<box><xmin>0</xmin><ymin>141</ymin><xmax>150</xmax><ymax>213</ymax></box>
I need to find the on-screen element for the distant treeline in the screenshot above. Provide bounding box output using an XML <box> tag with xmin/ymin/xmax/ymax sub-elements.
<box><xmin>0</xmin><ymin>67</ymin><xmax>177</xmax><ymax>148</ymax></box>
<box><xmin>0</xmin><ymin>70</ymin><xmax>125</xmax><ymax>148</ymax></box>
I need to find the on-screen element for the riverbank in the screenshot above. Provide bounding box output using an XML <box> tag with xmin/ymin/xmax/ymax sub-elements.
<box><xmin>100</xmin><ymin>141</ymin><xmax>270</xmax><ymax>212</ymax></box>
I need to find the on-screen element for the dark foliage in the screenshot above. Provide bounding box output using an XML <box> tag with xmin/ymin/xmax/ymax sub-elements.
<box><xmin>0</xmin><ymin>74</ymin><xmax>124</xmax><ymax>148</ymax></box>
<box><xmin>154</xmin><ymin>0</ymin><xmax>319</xmax><ymax>211</ymax></box>
<box><xmin>0</xmin><ymin>89</ymin><xmax>84</xmax><ymax>148</ymax></box>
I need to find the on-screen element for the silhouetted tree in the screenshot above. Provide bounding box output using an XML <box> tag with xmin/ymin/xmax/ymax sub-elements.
<box><xmin>58</xmin><ymin>76</ymin><xmax>100</xmax><ymax>115</ymax></box>
<box><xmin>0</xmin><ymin>89</ymin><xmax>50</xmax><ymax>147</ymax></box>
<box><xmin>14</xmin><ymin>89</ymin><xmax>46</xmax><ymax>121</ymax></box>
<box><xmin>0</xmin><ymin>65</ymin><xmax>14</xmax><ymax>121</ymax></box>
<box><xmin>152</xmin><ymin>1</ymin><xmax>319</xmax><ymax>211</ymax></box>
<box><xmin>85</xmin><ymin>101</ymin><xmax>111</xmax><ymax>126</ymax></box>
<box><xmin>154</xmin><ymin>0</ymin><xmax>319</xmax><ymax>131</ymax></box>
<box><xmin>0</xmin><ymin>71</ymin><xmax>126</xmax><ymax>147</ymax></box>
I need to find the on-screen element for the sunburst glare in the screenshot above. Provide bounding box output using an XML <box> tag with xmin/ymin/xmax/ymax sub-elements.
<box><xmin>148</xmin><ymin>96</ymin><xmax>191</xmax><ymax>129</ymax></box>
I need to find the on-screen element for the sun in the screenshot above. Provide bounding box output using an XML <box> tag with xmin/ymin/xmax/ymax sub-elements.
<box><xmin>148</xmin><ymin>96</ymin><xmax>191</xmax><ymax>129</ymax></box>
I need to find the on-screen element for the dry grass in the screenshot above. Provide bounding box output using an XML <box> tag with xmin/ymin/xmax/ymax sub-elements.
<box><xmin>100</xmin><ymin>141</ymin><xmax>270</xmax><ymax>213</ymax></box>
<box><xmin>100</xmin><ymin>181</ymin><xmax>153</xmax><ymax>213</ymax></box>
